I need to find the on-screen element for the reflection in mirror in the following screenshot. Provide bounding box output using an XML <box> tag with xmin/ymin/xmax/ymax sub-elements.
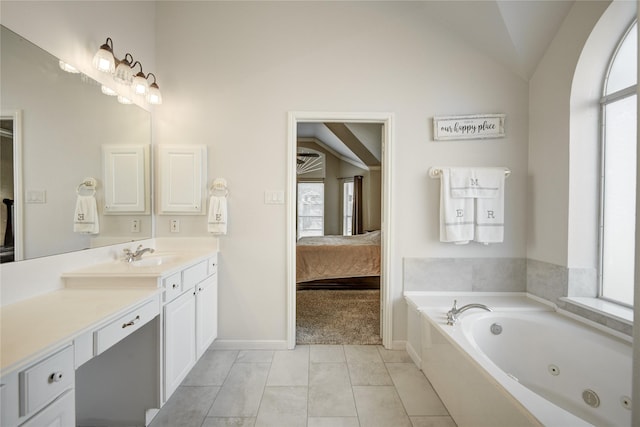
<box><xmin>0</xmin><ymin>25</ymin><xmax>152</xmax><ymax>262</ymax></box>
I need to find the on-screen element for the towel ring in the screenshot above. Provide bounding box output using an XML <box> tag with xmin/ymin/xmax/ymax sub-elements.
<box><xmin>210</xmin><ymin>178</ymin><xmax>229</xmax><ymax>197</ymax></box>
<box><xmin>76</xmin><ymin>177</ymin><xmax>97</xmax><ymax>196</ymax></box>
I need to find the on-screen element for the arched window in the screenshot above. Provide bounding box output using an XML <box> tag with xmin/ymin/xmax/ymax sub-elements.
<box><xmin>600</xmin><ymin>20</ymin><xmax>637</xmax><ymax>307</ymax></box>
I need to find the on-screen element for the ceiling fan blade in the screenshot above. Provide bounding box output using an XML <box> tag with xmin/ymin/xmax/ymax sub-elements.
<box><xmin>297</xmin><ymin>152</ymin><xmax>320</xmax><ymax>157</ymax></box>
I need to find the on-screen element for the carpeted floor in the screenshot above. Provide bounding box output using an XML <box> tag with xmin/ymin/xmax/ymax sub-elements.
<box><xmin>296</xmin><ymin>289</ymin><xmax>381</xmax><ymax>345</ymax></box>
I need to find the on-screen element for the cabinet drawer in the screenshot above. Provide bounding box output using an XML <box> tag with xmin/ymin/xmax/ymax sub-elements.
<box><xmin>182</xmin><ymin>260</ymin><xmax>207</xmax><ymax>288</ymax></box>
<box><xmin>19</xmin><ymin>345</ymin><xmax>74</xmax><ymax>418</ymax></box>
<box><xmin>94</xmin><ymin>297</ymin><xmax>159</xmax><ymax>355</ymax></box>
<box><xmin>21</xmin><ymin>389</ymin><xmax>75</xmax><ymax>427</ymax></box>
<box><xmin>163</xmin><ymin>271</ymin><xmax>182</xmax><ymax>303</ymax></box>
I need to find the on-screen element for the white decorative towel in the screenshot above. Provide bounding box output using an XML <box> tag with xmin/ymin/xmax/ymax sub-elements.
<box><xmin>474</xmin><ymin>169</ymin><xmax>505</xmax><ymax>244</ymax></box>
<box><xmin>208</xmin><ymin>196</ymin><xmax>227</xmax><ymax>235</ymax></box>
<box><xmin>439</xmin><ymin>168</ymin><xmax>474</xmax><ymax>244</ymax></box>
<box><xmin>450</xmin><ymin>167</ymin><xmax>501</xmax><ymax>199</ymax></box>
<box><xmin>73</xmin><ymin>195</ymin><xmax>99</xmax><ymax>234</ymax></box>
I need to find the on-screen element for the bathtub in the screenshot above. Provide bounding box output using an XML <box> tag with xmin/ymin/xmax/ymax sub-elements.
<box><xmin>404</xmin><ymin>292</ymin><xmax>632</xmax><ymax>427</ymax></box>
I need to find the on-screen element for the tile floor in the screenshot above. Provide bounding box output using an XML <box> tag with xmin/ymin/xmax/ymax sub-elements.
<box><xmin>150</xmin><ymin>345</ymin><xmax>457</xmax><ymax>427</ymax></box>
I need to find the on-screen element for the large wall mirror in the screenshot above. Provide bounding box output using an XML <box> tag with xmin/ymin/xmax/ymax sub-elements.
<box><xmin>0</xmin><ymin>25</ymin><xmax>152</xmax><ymax>263</ymax></box>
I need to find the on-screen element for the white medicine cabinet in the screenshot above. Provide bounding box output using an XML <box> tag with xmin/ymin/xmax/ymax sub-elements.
<box><xmin>158</xmin><ymin>144</ymin><xmax>207</xmax><ymax>214</ymax></box>
<box><xmin>102</xmin><ymin>144</ymin><xmax>150</xmax><ymax>214</ymax></box>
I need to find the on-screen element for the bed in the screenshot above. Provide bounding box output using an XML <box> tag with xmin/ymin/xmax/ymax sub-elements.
<box><xmin>296</xmin><ymin>230</ymin><xmax>381</xmax><ymax>283</ymax></box>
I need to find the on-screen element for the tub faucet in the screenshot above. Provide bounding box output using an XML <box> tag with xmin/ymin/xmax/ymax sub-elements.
<box><xmin>123</xmin><ymin>245</ymin><xmax>155</xmax><ymax>263</ymax></box>
<box><xmin>446</xmin><ymin>299</ymin><xmax>492</xmax><ymax>325</ymax></box>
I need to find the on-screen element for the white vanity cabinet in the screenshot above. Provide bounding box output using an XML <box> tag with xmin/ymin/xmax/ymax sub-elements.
<box><xmin>1</xmin><ymin>345</ymin><xmax>75</xmax><ymax>427</ymax></box>
<box><xmin>163</xmin><ymin>255</ymin><xmax>218</xmax><ymax>401</ymax></box>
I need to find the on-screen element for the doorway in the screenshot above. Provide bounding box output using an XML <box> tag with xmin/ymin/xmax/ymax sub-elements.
<box><xmin>286</xmin><ymin>112</ymin><xmax>394</xmax><ymax>349</ymax></box>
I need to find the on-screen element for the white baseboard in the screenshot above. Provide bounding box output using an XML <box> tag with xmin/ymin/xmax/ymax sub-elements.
<box><xmin>210</xmin><ymin>339</ymin><xmax>289</xmax><ymax>350</ymax></box>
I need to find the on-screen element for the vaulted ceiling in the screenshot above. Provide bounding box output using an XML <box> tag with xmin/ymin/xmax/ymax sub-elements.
<box><xmin>297</xmin><ymin>1</ymin><xmax>578</xmax><ymax>164</ymax></box>
<box><xmin>422</xmin><ymin>0</ymin><xmax>575</xmax><ymax>80</ymax></box>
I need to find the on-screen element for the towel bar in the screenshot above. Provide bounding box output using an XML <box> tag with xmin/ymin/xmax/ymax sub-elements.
<box><xmin>428</xmin><ymin>167</ymin><xmax>511</xmax><ymax>179</ymax></box>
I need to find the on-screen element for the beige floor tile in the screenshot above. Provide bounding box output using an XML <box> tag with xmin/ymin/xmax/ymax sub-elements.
<box><xmin>410</xmin><ymin>415</ymin><xmax>458</xmax><ymax>427</ymax></box>
<box><xmin>149</xmin><ymin>386</ymin><xmax>219</xmax><ymax>427</ymax></box>
<box><xmin>266</xmin><ymin>346</ymin><xmax>309</xmax><ymax>386</ymax></box>
<box><xmin>236</xmin><ymin>350</ymin><xmax>274</xmax><ymax>363</ymax></box>
<box><xmin>386</xmin><ymin>363</ymin><xmax>449</xmax><ymax>416</ymax></box>
<box><xmin>308</xmin><ymin>363</ymin><xmax>356</xmax><ymax>416</ymax></box>
<box><xmin>352</xmin><ymin>385</ymin><xmax>412</xmax><ymax>427</ymax></box>
<box><xmin>310</xmin><ymin>345</ymin><xmax>345</xmax><ymax>363</ymax></box>
<box><xmin>208</xmin><ymin>363</ymin><xmax>270</xmax><ymax>417</ymax></box>
<box><xmin>182</xmin><ymin>350</ymin><xmax>238</xmax><ymax>386</ymax></box>
<box><xmin>307</xmin><ymin>416</ymin><xmax>360</xmax><ymax>427</ymax></box>
<box><xmin>202</xmin><ymin>417</ymin><xmax>256</xmax><ymax>427</ymax></box>
<box><xmin>255</xmin><ymin>386</ymin><xmax>307</xmax><ymax>427</ymax></box>
<box><xmin>377</xmin><ymin>346</ymin><xmax>413</xmax><ymax>363</ymax></box>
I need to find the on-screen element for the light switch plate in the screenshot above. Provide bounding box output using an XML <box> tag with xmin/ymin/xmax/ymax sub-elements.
<box><xmin>264</xmin><ymin>190</ymin><xmax>285</xmax><ymax>205</ymax></box>
<box><xmin>26</xmin><ymin>190</ymin><xmax>46</xmax><ymax>204</ymax></box>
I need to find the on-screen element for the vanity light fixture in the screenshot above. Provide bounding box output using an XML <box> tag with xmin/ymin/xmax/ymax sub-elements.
<box><xmin>113</xmin><ymin>53</ymin><xmax>134</xmax><ymax>84</ymax></box>
<box><xmin>92</xmin><ymin>37</ymin><xmax>116</xmax><ymax>73</ymax></box>
<box><xmin>93</xmin><ymin>37</ymin><xmax>162</xmax><ymax>105</ymax></box>
<box><xmin>146</xmin><ymin>73</ymin><xmax>162</xmax><ymax>105</ymax></box>
<box><xmin>131</xmin><ymin>61</ymin><xmax>148</xmax><ymax>95</ymax></box>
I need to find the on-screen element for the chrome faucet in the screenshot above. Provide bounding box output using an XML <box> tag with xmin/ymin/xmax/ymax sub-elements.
<box><xmin>446</xmin><ymin>299</ymin><xmax>492</xmax><ymax>325</ymax></box>
<box><xmin>123</xmin><ymin>245</ymin><xmax>155</xmax><ymax>263</ymax></box>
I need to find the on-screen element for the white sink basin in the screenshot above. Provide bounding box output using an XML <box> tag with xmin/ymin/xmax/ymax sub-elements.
<box><xmin>130</xmin><ymin>253</ymin><xmax>178</xmax><ymax>267</ymax></box>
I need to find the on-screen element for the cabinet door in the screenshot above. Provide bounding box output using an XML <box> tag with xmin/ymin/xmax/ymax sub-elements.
<box><xmin>102</xmin><ymin>144</ymin><xmax>149</xmax><ymax>213</ymax></box>
<box><xmin>195</xmin><ymin>276</ymin><xmax>218</xmax><ymax>358</ymax></box>
<box><xmin>164</xmin><ymin>290</ymin><xmax>196</xmax><ymax>401</ymax></box>
<box><xmin>158</xmin><ymin>145</ymin><xmax>207</xmax><ymax>214</ymax></box>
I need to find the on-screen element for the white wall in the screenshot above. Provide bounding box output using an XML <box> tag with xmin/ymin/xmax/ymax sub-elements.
<box><xmin>527</xmin><ymin>0</ymin><xmax>611</xmax><ymax>267</ymax></box>
<box><xmin>154</xmin><ymin>1</ymin><xmax>529</xmax><ymax>344</ymax></box>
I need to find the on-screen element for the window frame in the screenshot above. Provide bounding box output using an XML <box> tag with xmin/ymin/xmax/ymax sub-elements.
<box><xmin>296</xmin><ymin>180</ymin><xmax>325</xmax><ymax>239</ymax></box>
<box><xmin>598</xmin><ymin>19</ymin><xmax>637</xmax><ymax>308</ymax></box>
<box><xmin>342</xmin><ymin>179</ymin><xmax>354</xmax><ymax>236</ymax></box>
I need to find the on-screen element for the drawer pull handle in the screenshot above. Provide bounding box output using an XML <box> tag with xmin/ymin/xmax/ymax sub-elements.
<box><xmin>122</xmin><ymin>315</ymin><xmax>140</xmax><ymax>328</ymax></box>
<box><xmin>49</xmin><ymin>372</ymin><xmax>64</xmax><ymax>383</ymax></box>
<box><xmin>172</xmin><ymin>283</ymin><xmax>179</xmax><ymax>289</ymax></box>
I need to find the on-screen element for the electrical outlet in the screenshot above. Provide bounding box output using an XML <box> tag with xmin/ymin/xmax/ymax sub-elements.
<box><xmin>170</xmin><ymin>219</ymin><xmax>180</xmax><ymax>233</ymax></box>
<box><xmin>131</xmin><ymin>219</ymin><xmax>140</xmax><ymax>233</ymax></box>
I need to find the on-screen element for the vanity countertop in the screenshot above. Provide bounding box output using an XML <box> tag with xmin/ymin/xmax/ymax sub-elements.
<box><xmin>0</xmin><ymin>287</ymin><xmax>160</xmax><ymax>375</ymax></box>
<box><xmin>61</xmin><ymin>249</ymin><xmax>215</xmax><ymax>279</ymax></box>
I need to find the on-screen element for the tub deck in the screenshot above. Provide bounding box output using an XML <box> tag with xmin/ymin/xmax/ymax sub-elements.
<box><xmin>404</xmin><ymin>292</ymin><xmax>631</xmax><ymax>427</ymax></box>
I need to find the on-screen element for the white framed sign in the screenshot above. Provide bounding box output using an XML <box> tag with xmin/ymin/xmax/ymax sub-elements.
<box><xmin>433</xmin><ymin>114</ymin><xmax>505</xmax><ymax>141</ymax></box>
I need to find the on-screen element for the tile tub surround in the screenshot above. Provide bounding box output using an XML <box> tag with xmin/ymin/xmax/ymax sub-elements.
<box><xmin>149</xmin><ymin>345</ymin><xmax>456</xmax><ymax>427</ymax></box>
<box><xmin>403</xmin><ymin>258</ymin><xmax>526</xmax><ymax>292</ymax></box>
<box><xmin>403</xmin><ymin>257</ymin><xmax>627</xmax><ymax>336</ymax></box>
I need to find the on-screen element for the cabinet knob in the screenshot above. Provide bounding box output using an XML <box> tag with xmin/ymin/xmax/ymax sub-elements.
<box><xmin>172</xmin><ymin>283</ymin><xmax>178</xmax><ymax>289</ymax></box>
<box><xmin>49</xmin><ymin>372</ymin><xmax>64</xmax><ymax>383</ymax></box>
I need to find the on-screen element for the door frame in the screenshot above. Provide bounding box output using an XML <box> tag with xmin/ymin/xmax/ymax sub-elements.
<box><xmin>286</xmin><ymin>111</ymin><xmax>394</xmax><ymax>349</ymax></box>
<box><xmin>1</xmin><ymin>110</ymin><xmax>23</xmax><ymax>261</ymax></box>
